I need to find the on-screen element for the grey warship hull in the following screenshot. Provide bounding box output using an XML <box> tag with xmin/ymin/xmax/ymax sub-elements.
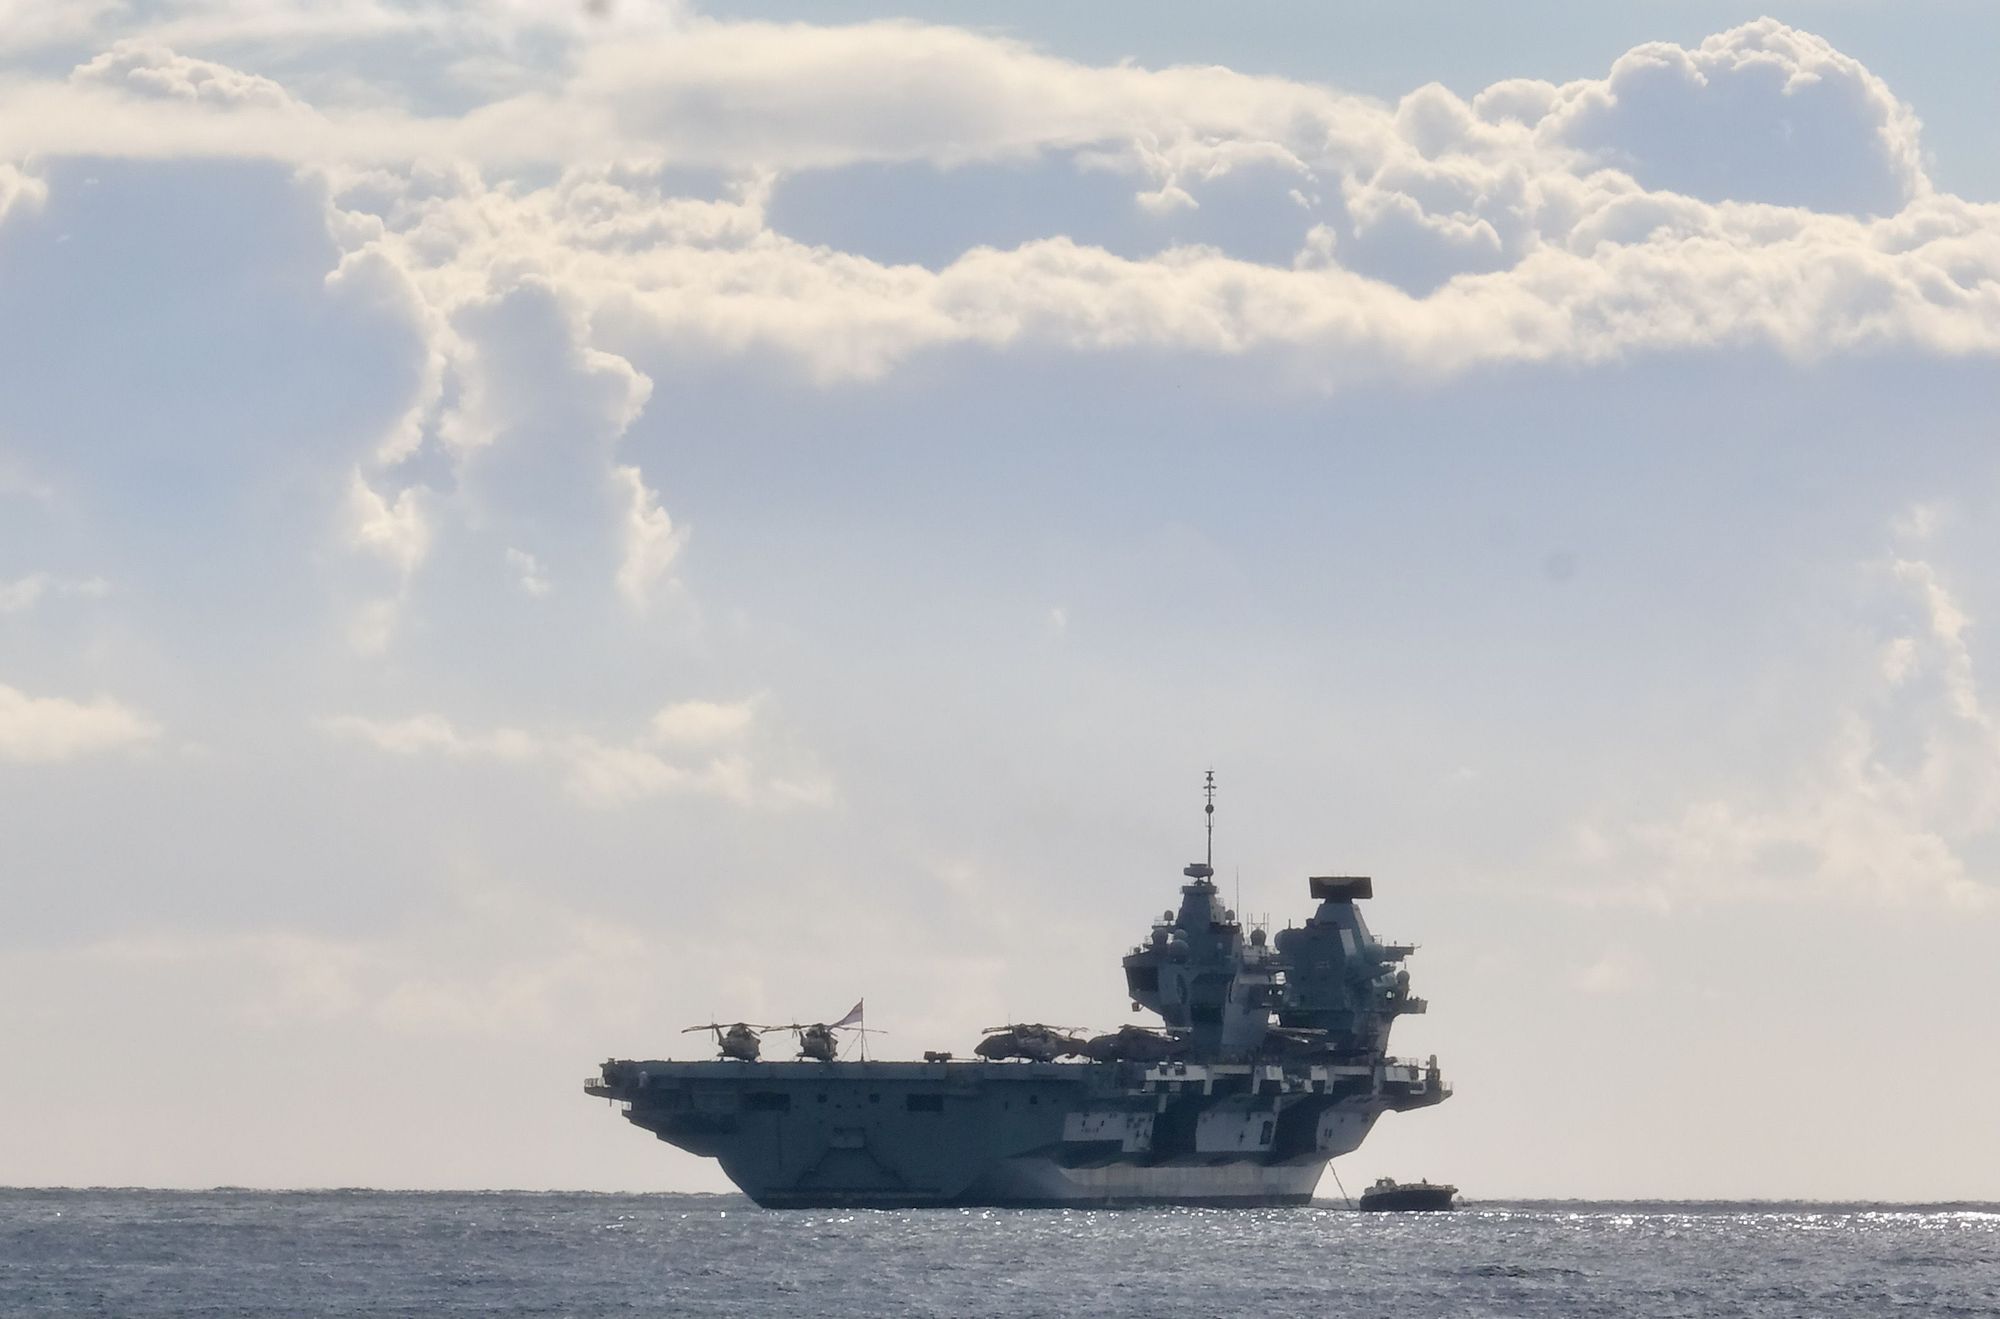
<box><xmin>586</xmin><ymin>1054</ymin><xmax>1446</xmax><ymax>1209</ymax></box>
<box><xmin>587</xmin><ymin>778</ymin><xmax>1453</xmax><ymax>1208</ymax></box>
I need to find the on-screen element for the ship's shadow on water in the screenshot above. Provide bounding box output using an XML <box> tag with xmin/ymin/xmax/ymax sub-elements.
<box><xmin>3</xmin><ymin>1190</ymin><xmax>1997</xmax><ymax>1318</ymax></box>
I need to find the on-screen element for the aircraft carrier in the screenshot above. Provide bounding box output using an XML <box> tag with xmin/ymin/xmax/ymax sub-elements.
<box><xmin>585</xmin><ymin>777</ymin><xmax>1450</xmax><ymax>1207</ymax></box>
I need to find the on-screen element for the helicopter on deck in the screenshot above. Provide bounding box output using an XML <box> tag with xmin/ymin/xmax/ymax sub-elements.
<box><xmin>1081</xmin><ymin>1024</ymin><xmax>1190</xmax><ymax>1064</ymax></box>
<box><xmin>974</xmin><ymin>1023</ymin><xmax>1091</xmax><ymax>1062</ymax></box>
<box><xmin>682</xmin><ymin>1022</ymin><xmax>769</xmax><ymax>1062</ymax></box>
<box><xmin>766</xmin><ymin>1021</ymin><xmax>839</xmax><ymax>1062</ymax></box>
<box><xmin>681</xmin><ymin>1002</ymin><xmax>875</xmax><ymax>1063</ymax></box>
<box><xmin>767</xmin><ymin>1001</ymin><xmax>880</xmax><ymax>1061</ymax></box>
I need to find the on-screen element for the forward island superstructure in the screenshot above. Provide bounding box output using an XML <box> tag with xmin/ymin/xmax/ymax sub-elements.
<box><xmin>585</xmin><ymin>777</ymin><xmax>1449</xmax><ymax>1207</ymax></box>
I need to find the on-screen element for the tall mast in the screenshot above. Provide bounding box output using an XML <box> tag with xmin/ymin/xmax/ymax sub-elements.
<box><xmin>1204</xmin><ymin>769</ymin><xmax>1216</xmax><ymax>869</ymax></box>
<box><xmin>1185</xmin><ymin>770</ymin><xmax>1218</xmax><ymax>881</ymax></box>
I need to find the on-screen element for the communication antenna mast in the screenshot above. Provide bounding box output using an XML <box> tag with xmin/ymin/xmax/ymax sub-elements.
<box><xmin>1204</xmin><ymin>769</ymin><xmax>1216</xmax><ymax>869</ymax></box>
<box><xmin>1185</xmin><ymin>770</ymin><xmax>1219</xmax><ymax>883</ymax></box>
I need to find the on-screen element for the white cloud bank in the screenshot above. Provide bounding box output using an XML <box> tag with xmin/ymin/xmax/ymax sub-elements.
<box><xmin>612</xmin><ymin>463</ymin><xmax>685</xmax><ymax>616</ymax></box>
<box><xmin>0</xmin><ymin>681</ymin><xmax>159</xmax><ymax>763</ymax></box>
<box><xmin>5</xmin><ymin>10</ymin><xmax>1998</xmax><ymax>862</ymax></box>
<box><xmin>273</xmin><ymin>17</ymin><xmax>1994</xmax><ymax>389</ymax></box>
<box><xmin>1535</xmin><ymin>23</ymin><xmax>1927</xmax><ymax>216</ymax></box>
<box><xmin>0</xmin><ymin>162</ymin><xmax>45</xmax><ymax>225</ymax></box>
<box><xmin>1575</xmin><ymin>509</ymin><xmax>2000</xmax><ymax>911</ymax></box>
<box><xmin>11</xmin><ymin>14</ymin><xmax>1989</xmax><ymax>645</ymax></box>
<box><xmin>317</xmin><ymin>696</ymin><xmax>829</xmax><ymax>809</ymax></box>
<box><xmin>72</xmin><ymin>40</ymin><xmax>310</xmax><ymax>114</ymax></box>
<box><xmin>4</xmin><ymin>17</ymin><xmax>1992</xmax><ymax>388</ymax></box>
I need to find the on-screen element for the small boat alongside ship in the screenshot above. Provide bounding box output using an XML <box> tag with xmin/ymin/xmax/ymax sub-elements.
<box><xmin>1357</xmin><ymin>1176</ymin><xmax>1458</xmax><ymax>1211</ymax></box>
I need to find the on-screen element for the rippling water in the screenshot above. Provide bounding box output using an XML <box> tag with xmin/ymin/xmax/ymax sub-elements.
<box><xmin>4</xmin><ymin>1190</ymin><xmax>1996</xmax><ymax>1318</ymax></box>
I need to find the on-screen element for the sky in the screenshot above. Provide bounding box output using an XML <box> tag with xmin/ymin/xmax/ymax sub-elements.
<box><xmin>2</xmin><ymin>1</ymin><xmax>1998</xmax><ymax>1200</ymax></box>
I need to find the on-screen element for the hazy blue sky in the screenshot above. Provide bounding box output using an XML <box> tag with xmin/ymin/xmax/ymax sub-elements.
<box><xmin>2</xmin><ymin>2</ymin><xmax>1997</xmax><ymax>1198</ymax></box>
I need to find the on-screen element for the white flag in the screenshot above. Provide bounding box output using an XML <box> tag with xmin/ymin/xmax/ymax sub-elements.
<box><xmin>831</xmin><ymin>999</ymin><xmax>864</xmax><ymax>1029</ymax></box>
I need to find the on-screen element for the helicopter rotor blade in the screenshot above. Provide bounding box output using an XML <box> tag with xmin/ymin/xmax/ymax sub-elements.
<box><xmin>981</xmin><ymin>1023</ymin><xmax>1088</xmax><ymax>1036</ymax></box>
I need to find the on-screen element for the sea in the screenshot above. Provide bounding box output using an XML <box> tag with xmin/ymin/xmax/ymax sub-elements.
<box><xmin>2</xmin><ymin>1190</ymin><xmax>1995</xmax><ymax>1318</ymax></box>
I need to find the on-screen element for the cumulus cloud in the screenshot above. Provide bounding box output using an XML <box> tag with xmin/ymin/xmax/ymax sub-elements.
<box><xmin>260</xmin><ymin>16</ymin><xmax>1987</xmax><ymax>393</ymax></box>
<box><xmin>340</xmin><ymin>472</ymin><xmax>432</xmax><ymax>654</ymax></box>
<box><xmin>315</xmin><ymin>205</ymin><xmax>677</xmax><ymax>625</ymax></box>
<box><xmin>0</xmin><ymin>682</ymin><xmax>160</xmax><ymax>763</ymax></box>
<box><xmin>2</xmin><ymin>15</ymin><xmax>1984</xmax><ymax>711</ymax></box>
<box><xmin>308</xmin><ymin>159</ymin><xmax>2000</xmax><ymax>392</ymax></box>
<box><xmin>2</xmin><ymin>18</ymin><xmax>1990</xmax><ymax>403</ymax></box>
<box><xmin>648</xmin><ymin>697</ymin><xmax>758</xmax><ymax>747</ymax></box>
<box><xmin>7</xmin><ymin>10</ymin><xmax>1999</xmax><ymax>781</ymax></box>
<box><xmin>0</xmin><ymin>0</ymin><xmax>122</xmax><ymax>55</ymax></box>
<box><xmin>1540</xmin><ymin>21</ymin><xmax>1927</xmax><ymax>217</ymax></box>
<box><xmin>612</xmin><ymin>464</ymin><xmax>684</xmax><ymax>614</ymax></box>
<box><xmin>560</xmin><ymin>17</ymin><xmax>1370</xmax><ymax>175</ymax></box>
<box><xmin>428</xmin><ymin>277</ymin><xmax>653</xmax><ymax>463</ymax></box>
<box><xmin>344</xmin><ymin>473</ymin><xmax>430</xmax><ymax>577</ymax></box>
<box><xmin>0</xmin><ymin>163</ymin><xmax>47</xmax><ymax>226</ymax></box>
<box><xmin>71</xmin><ymin>40</ymin><xmax>310</xmax><ymax>114</ymax></box>
<box><xmin>1575</xmin><ymin>509</ymin><xmax>2000</xmax><ymax>910</ymax></box>
<box><xmin>506</xmin><ymin>546</ymin><xmax>551</xmax><ymax>597</ymax></box>
<box><xmin>317</xmin><ymin>697</ymin><xmax>820</xmax><ymax>809</ymax></box>
<box><xmin>316</xmin><ymin>711</ymin><xmax>537</xmax><ymax>761</ymax></box>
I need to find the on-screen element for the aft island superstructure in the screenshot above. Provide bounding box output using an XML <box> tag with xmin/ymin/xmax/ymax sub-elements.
<box><xmin>585</xmin><ymin>777</ymin><xmax>1450</xmax><ymax>1207</ymax></box>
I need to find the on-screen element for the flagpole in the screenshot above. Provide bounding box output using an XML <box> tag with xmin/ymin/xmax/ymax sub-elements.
<box><xmin>832</xmin><ymin>998</ymin><xmax>867</xmax><ymax>1059</ymax></box>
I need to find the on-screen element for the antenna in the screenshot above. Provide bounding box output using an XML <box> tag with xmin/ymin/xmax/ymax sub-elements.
<box><xmin>1184</xmin><ymin>770</ymin><xmax>1219</xmax><ymax>883</ymax></box>
<box><xmin>1204</xmin><ymin>769</ymin><xmax>1216</xmax><ymax>869</ymax></box>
